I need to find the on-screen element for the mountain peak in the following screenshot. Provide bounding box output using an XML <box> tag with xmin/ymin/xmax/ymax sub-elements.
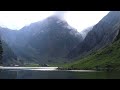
<box><xmin>46</xmin><ymin>15</ymin><xmax>65</xmax><ymax>22</ymax></box>
<box><xmin>46</xmin><ymin>15</ymin><xmax>77</xmax><ymax>31</ymax></box>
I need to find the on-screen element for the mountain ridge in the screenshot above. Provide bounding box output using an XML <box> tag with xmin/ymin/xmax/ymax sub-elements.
<box><xmin>67</xmin><ymin>11</ymin><xmax>120</xmax><ymax>60</ymax></box>
<box><xmin>1</xmin><ymin>11</ymin><xmax>120</xmax><ymax>67</ymax></box>
<box><xmin>0</xmin><ymin>15</ymin><xmax>83</xmax><ymax>65</ymax></box>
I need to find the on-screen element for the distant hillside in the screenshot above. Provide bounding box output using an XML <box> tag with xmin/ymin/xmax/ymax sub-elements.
<box><xmin>63</xmin><ymin>30</ymin><xmax>120</xmax><ymax>71</ymax></box>
<box><xmin>67</xmin><ymin>11</ymin><xmax>120</xmax><ymax>60</ymax></box>
<box><xmin>0</xmin><ymin>15</ymin><xmax>83</xmax><ymax>65</ymax></box>
<box><xmin>63</xmin><ymin>12</ymin><xmax>120</xmax><ymax>71</ymax></box>
<box><xmin>1</xmin><ymin>11</ymin><xmax>120</xmax><ymax>67</ymax></box>
<box><xmin>0</xmin><ymin>34</ymin><xmax>3</xmax><ymax>65</ymax></box>
<box><xmin>1</xmin><ymin>40</ymin><xmax>18</xmax><ymax>66</ymax></box>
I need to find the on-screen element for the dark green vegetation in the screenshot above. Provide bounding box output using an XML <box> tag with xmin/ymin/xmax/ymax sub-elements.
<box><xmin>1</xmin><ymin>41</ymin><xmax>18</xmax><ymax>66</ymax></box>
<box><xmin>0</xmin><ymin>35</ymin><xmax>3</xmax><ymax>65</ymax></box>
<box><xmin>67</xmin><ymin>11</ymin><xmax>120</xmax><ymax>60</ymax></box>
<box><xmin>24</xmin><ymin>63</ymin><xmax>41</xmax><ymax>67</ymax></box>
<box><xmin>0</xmin><ymin>15</ymin><xmax>83</xmax><ymax>66</ymax></box>
<box><xmin>56</xmin><ymin>11</ymin><xmax>120</xmax><ymax>71</ymax></box>
<box><xmin>61</xmin><ymin>31</ymin><xmax>120</xmax><ymax>71</ymax></box>
<box><xmin>1</xmin><ymin>11</ymin><xmax>120</xmax><ymax>71</ymax></box>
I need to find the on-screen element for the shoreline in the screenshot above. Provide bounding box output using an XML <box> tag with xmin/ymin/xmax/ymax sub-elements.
<box><xmin>0</xmin><ymin>66</ymin><xmax>116</xmax><ymax>72</ymax></box>
<box><xmin>0</xmin><ymin>66</ymin><xmax>96</xmax><ymax>72</ymax></box>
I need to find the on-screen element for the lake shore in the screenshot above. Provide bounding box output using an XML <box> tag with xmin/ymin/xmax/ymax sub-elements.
<box><xmin>0</xmin><ymin>66</ymin><xmax>114</xmax><ymax>72</ymax></box>
<box><xmin>0</xmin><ymin>66</ymin><xmax>96</xmax><ymax>72</ymax></box>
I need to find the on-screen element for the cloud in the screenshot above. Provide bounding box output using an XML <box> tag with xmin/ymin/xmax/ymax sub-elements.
<box><xmin>54</xmin><ymin>11</ymin><xmax>67</xmax><ymax>19</ymax></box>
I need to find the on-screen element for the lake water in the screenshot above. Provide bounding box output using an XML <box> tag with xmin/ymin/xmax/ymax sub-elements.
<box><xmin>0</xmin><ymin>68</ymin><xmax>120</xmax><ymax>79</ymax></box>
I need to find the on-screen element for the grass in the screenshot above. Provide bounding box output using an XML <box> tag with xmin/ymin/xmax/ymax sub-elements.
<box><xmin>59</xmin><ymin>39</ymin><xmax>120</xmax><ymax>71</ymax></box>
<box><xmin>24</xmin><ymin>63</ymin><xmax>41</xmax><ymax>67</ymax></box>
<box><xmin>23</xmin><ymin>36</ymin><xmax>120</xmax><ymax>71</ymax></box>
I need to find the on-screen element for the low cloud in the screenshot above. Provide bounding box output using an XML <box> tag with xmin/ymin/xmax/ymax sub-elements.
<box><xmin>54</xmin><ymin>11</ymin><xmax>67</xmax><ymax>19</ymax></box>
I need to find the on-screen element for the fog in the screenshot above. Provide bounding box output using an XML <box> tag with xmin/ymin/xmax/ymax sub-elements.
<box><xmin>0</xmin><ymin>11</ymin><xmax>109</xmax><ymax>32</ymax></box>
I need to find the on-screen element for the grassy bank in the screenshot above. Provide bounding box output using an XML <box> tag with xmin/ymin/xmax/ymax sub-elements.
<box><xmin>24</xmin><ymin>63</ymin><xmax>41</xmax><ymax>67</ymax></box>
<box><xmin>20</xmin><ymin>39</ymin><xmax>120</xmax><ymax>71</ymax></box>
<box><xmin>58</xmin><ymin>39</ymin><xmax>120</xmax><ymax>71</ymax></box>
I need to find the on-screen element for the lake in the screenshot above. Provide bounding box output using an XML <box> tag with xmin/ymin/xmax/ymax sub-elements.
<box><xmin>0</xmin><ymin>67</ymin><xmax>120</xmax><ymax>79</ymax></box>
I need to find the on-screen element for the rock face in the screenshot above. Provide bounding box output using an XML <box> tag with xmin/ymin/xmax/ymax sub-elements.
<box><xmin>68</xmin><ymin>11</ymin><xmax>120</xmax><ymax>59</ymax></box>
<box><xmin>26</xmin><ymin>16</ymin><xmax>82</xmax><ymax>63</ymax></box>
<box><xmin>0</xmin><ymin>34</ymin><xmax>3</xmax><ymax>65</ymax></box>
<box><xmin>1</xmin><ymin>41</ymin><xmax>18</xmax><ymax>66</ymax></box>
<box><xmin>66</xmin><ymin>29</ymin><xmax>120</xmax><ymax>70</ymax></box>
<box><xmin>2</xmin><ymin>11</ymin><xmax>120</xmax><ymax>65</ymax></box>
<box><xmin>0</xmin><ymin>15</ymin><xmax>83</xmax><ymax>64</ymax></box>
<box><xmin>0</xmin><ymin>28</ymin><xmax>18</xmax><ymax>66</ymax></box>
<box><xmin>80</xmin><ymin>26</ymin><xmax>93</xmax><ymax>39</ymax></box>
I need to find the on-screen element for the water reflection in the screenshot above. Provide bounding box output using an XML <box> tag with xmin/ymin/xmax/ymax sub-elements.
<box><xmin>0</xmin><ymin>69</ymin><xmax>120</xmax><ymax>79</ymax></box>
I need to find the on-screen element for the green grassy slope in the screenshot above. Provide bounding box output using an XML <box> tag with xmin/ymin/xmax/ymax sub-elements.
<box><xmin>61</xmin><ymin>36</ymin><xmax>120</xmax><ymax>71</ymax></box>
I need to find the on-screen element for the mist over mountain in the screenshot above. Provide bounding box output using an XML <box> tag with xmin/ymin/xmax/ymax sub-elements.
<box><xmin>80</xmin><ymin>26</ymin><xmax>93</xmax><ymax>39</ymax></box>
<box><xmin>1</xmin><ymin>41</ymin><xmax>18</xmax><ymax>66</ymax></box>
<box><xmin>1</xmin><ymin>11</ymin><xmax>120</xmax><ymax>67</ymax></box>
<box><xmin>0</xmin><ymin>15</ymin><xmax>83</xmax><ymax>65</ymax></box>
<box><xmin>54</xmin><ymin>11</ymin><xmax>66</xmax><ymax>19</ymax></box>
<box><xmin>68</xmin><ymin>11</ymin><xmax>120</xmax><ymax>59</ymax></box>
<box><xmin>65</xmin><ymin>16</ymin><xmax>120</xmax><ymax>71</ymax></box>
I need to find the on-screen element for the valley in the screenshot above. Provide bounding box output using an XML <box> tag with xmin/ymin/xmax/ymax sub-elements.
<box><xmin>0</xmin><ymin>11</ymin><xmax>120</xmax><ymax>73</ymax></box>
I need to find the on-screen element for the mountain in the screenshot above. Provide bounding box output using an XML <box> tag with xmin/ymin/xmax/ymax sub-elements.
<box><xmin>67</xmin><ymin>11</ymin><xmax>120</xmax><ymax>60</ymax></box>
<box><xmin>60</xmin><ymin>11</ymin><xmax>120</xmax><ymax>71</ymax></box>
<box><xmin>0</xmin><ymin>34</ymin><xmax>3</xmax><ymax>65</ymax></box>
<box><xmin>0</xmin><ymin>15</ymin><xmax>83</xmax><ymax>65</ymax></box>
<box><xmin>1</xmin><ymin>40</ymin><xmax>18</xmax><ymax>66</ymax></box>
<box><xmin>2</xmin><ymin>11</ymin><xmax>120</xmax><ymax>67</ymax></box>
<box><xmin>80</xmin><ymin>26</ymin><xmax>93</xmax><ymax>39</ymax></box>
<box><xmin>63</xmin><ymin>29</ymin><xmax>120</xmax><ymax>71</ymax></box>
<box><xmin>0</xmin><ymin>28</ymin><xmax>18</xmax><ymax>66</ymax></box>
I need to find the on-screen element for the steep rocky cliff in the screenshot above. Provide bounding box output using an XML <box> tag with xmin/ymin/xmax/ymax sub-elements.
<box><xmin>0</xmin><ymin>15</ymin><xmax>83</xmax><ymax>64</ymax></box>
<box><xmin>68</xmin><ymin>11</ymin><xmax>120</xmax><ymax>60</ymax></box>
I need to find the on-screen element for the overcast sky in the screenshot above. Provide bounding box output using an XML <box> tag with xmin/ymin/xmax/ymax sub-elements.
<box><xmin>0</xmin><ymin>11</ymin><xmax>109</xmax><ymax>32</ymax></box>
